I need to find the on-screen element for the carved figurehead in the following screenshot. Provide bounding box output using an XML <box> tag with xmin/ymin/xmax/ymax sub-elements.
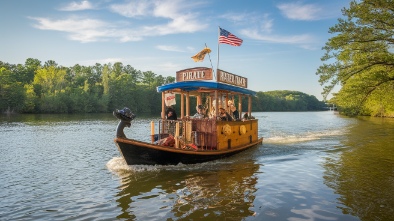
<box><xmin>113</xmin><ymin>107</ymin><xmax>136</xmax><ymax>138</ymax></box>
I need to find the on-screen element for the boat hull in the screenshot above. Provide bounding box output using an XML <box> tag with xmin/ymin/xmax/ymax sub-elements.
<box><xmin>114</xmin><ymin>137</ymin><xmax>263</xmax><ymax>165</ymax></box>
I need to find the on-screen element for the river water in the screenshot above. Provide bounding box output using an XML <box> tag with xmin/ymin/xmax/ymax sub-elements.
<box><xmin>0</xmin><ymin>112</ymin><xmax>393</xmax><ymax>221</ymax></box>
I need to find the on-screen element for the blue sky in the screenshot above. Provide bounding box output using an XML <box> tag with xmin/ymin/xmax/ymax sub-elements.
<box><xmin>0</xmin><ymin>0</ymin><xmax>351</xmax><ymax>100</ymax></box>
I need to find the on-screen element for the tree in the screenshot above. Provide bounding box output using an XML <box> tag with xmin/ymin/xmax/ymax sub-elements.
<box><xmin>123</xmin><ymin>64</ymin><xmax>141</xmax><ymax>84</ymax></box>
<box><xmin>112</xmin><ymin>62</ymin><xmax>123</xmax><ymax>78</ymax></box>
<box><xmin>153</xmin><ymin>75</ymin><xmax>165</xmax><ymax>88</ymax></box>
<box><xmin>91</xmin><ymin>63</ymin><xmax>103</xmax><ymax>84</ymax></box>
<box><xmin>43</xmin><ymin>60</ymin><xmax>58</xmax><ymax>68</ymax></box>
<box><xmin>24</xmin><ymin>58</ymin><xmax>41</xmax><ymax>83</ymax></box>
<box><xmin>165</xmin><ymin>76</ymin><xmax>176</xmax><ymax>84</ymax></box>
<box><xmin>0</xmin><ymin>67</ymin><xmax>26</xmax><ymax>112</ymax></box>
<box><xmin>33</xmin><ymin>66</ymin><xmax>67</xmax><ymax>95</ymax></box>
<box><xmin>316</xmin><ymin>0</ymin><xmax>394</xmax><ymax>116</ymax></box>
<box><xmin>253</xmin><ymin>90</ymin><xmax>326</xmax><ymax>111</ymax></box>
<box><xmin>142</xmin><ymin>71</ymin><xmax>156</xmax><ymax>89</ymax></box>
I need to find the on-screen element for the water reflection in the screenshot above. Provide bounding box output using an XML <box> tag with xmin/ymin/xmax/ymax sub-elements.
<box><xmin>0</xmin><ymin>113</ymin><xmax>114</xmax><ymax>125</ymax></box>
<box><xmin>323</xmin><ymin>117</ymin><xmax>394</xmax><ymax>221</ymax></box>
<box><xmin>108</xmin><ymin>158</ymin><xmax>260</xmax><ymax>220</ymax></box>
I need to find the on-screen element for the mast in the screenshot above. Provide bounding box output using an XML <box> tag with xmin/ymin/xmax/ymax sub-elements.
<box><xmin>216</xmin><ymin>26</ymin><xmax>220</xmax><ymax>79</ymax></box>
<box><xmin>206</xmin><ymin>43</ymin><xmax>215</xmax><ymax>80</ymax></box>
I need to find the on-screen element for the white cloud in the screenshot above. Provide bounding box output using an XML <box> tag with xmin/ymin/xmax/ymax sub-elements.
<box><xmin>31</xmin><ymin>0</ymin><xmax>207</xmax><ymax>43</ymax></box>
<box><xmin>158</xmin><ymin>62</ymin><xmax>182</xmax><ymax>71</ymax></box>
<box><xmin>186</xmin><ymin>46</ymin><xmax>195</xmax><ymax>51</ymax></box>
<box><xmin>147</xmin><ymin>62</ymin><xmax>184</xmax><ymax>76</ymax></box>
<box><xmin>110</xmin><ymin>0</ymin><xmax>151</xmax><ymax>17</ymax></box>
<box><xmin>277</xmin><ymin>2</ymin><xmax>322</xmax><ymax>21</ymax></box>
<box><xmin>29</xmin><ymin>13</ymin><xmax>205</xmax><ymax>43</ymax></box>
<box><xmin>110</xmin><ymin>0</ymin><xmax>205</xmax><ymax>19</ymax></box>
<box><xmin>219</xmin><ymin>12</ymin><xmax>262</xmax><ymax>25</ymax></box>
<box><xmin>220</xmin><ymin>11</ymin><xmax>318</xmax><ymax>49</ymax></box>
<box><xmin>59</xmin><ymin>1</ymin><xmax>94</xmax><ymax>11</ymax></box>
<box><xmin>110</xmin><ymin>0</ymin><xmax>208</xmax><ymax>34</ymax></box>
<box><xmin>260</xmin><ymin>14</ymin><xmax>274</xmax><ymax>33</ymax></box>
<box><xmin>31</xmin><ymin>17</ymin><xmax>106</xmax><ymax>31</ymax></box>
<box><xmin>240</xmin><ymin>28</ymin><xmax>316</xmax><ymax>48</ymax></box>
<box><xmin>156</xmin><ymin>45</ymin><xmax>185</xmax><ymax>52</ymax></box>
<box><xmin>30</xmin><ymin>17</ymin><xmax>114</xmax><ymax>42</ymax></box>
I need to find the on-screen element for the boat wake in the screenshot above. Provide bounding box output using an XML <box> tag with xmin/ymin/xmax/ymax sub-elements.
<box><xmin>106</xmin><ymin>157</ymin><xmax>130</xmax><ymax>171</ymax></box>
<box><xmin>106</xmin><ymin>156</ymin><xmax>233</xmax><ymax>175</ymax></box>
<box><xmin>106</xmin><ymin>157</ymin><xmax>161</xmax><ymax>173</ymax></box>
<box><xmin>263</xmin><ymin>129</ymin><xmax>345</xmax><ymax>144</ymax></box>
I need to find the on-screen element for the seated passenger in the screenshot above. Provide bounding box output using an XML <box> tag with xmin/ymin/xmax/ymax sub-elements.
<box><xmin>219</xmin><ymin>107</ymin><xmax>233</xmax><ymax>121</ymax></box>
<box><xmin>209</xmin><ymin>106</ymin><xmax>216</xmax><ymax>119</ymax></box>
<box><xmin>193</xmin><ymin>105</ymin><xmax>206</xmax><ymax>119</ymax></box>
<box><xmin>229</xmin><ymin>104</ymin><xmax>239</xmax><ymax>120</ymax></box>
<box><xmin>166</xmin><ymin>106</ymin><xmax>177</xmax><ymax>120</ymax></box>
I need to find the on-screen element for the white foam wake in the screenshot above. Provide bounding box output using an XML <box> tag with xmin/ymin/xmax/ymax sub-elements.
<box><xmin>264</xmin><ymin>129</ymin><xmax>345</xmax><ymax>144</ymax></box>
<box><xmin>106</xmin><ymin>157</ymin><xmax>131</xmax><ymax>172</ymax></box>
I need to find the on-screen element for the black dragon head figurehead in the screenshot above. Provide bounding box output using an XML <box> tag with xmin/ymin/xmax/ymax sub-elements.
<box><xmin>113</xmin><ymin>107</ymin><xmax>136</xmax><ymax>138</ymax></box>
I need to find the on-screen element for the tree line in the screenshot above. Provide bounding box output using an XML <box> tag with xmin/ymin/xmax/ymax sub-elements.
<box><xmin>0</xmin><ymin>59</ymin><xmax>326</xmax><ymax>115</ymax></box>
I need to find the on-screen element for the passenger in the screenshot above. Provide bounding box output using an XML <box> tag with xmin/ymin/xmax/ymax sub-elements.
<box><xmin>229</xmin><ymin>104</ymin><xmax>239</xmax><ymax>120</ymax></box>
<box><xmin>219</xmin><ymin>107</ymin><xmax>233</xmax><ymax>121</ymax></box>
<box><xmin>165</xmin><ymin>106</ymin><xmax>177</xmax><ymax>135</ymax></box>
<box><xmin>209</xmin><ymin>106</ymin><xmax>216</xmax><ymax>119</ymax></box>
<box><xmin>193</xmin><ymin>105</ymin><xmax>206</xmax><ymax>119</ymax></box>
<box><xmin>243</xmin><ymin>112</ymin><xmax>249</xmax><ymax>120</ymax></box>
<box><xmin>166</xmin><ymin>106</ymin><xmax>177</xmax><ymax>120</ymax></box>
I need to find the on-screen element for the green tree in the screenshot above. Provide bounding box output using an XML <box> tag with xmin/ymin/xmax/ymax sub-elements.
<box><xmin>91</xmin><ymin>63</ymin><xmax>103</xmax><ymax>84</ymax></box>
<box><xmin>164</xmin><ymin>76</ymin><xmax>176</xmax><ymax>84</ymax></box>
<box><xmin>153</xmin><ymin>75</ymin><xmax>165</xmax><ymax>88</ymax></box>
<box><xmin>24</xmin><ymin>58</ymin><xmax>41</xmax><ymax>83</ymax></box>
<box><xmin>102</xmin><ymin>64</ymin><xmax>110</xmax><ymax>95</ymax></box>
<box><xmin>123</xmin><ymin>64</ymin><xmax>141</xmax><ymax>84</ymax></box>
<box><xmin>255</xmin><ymin>90</ymin><xmax>325</xmax><ymax>111</ymax></box>
<box><xmin>142</xmin><ymin>71</ymin><xmax>156</xmax><ymax>89</ymax></box>
<box><xmin>316</xmin><ymin>0</ymin><xmax>394</xmax><ymax>116</ymax></box>
<box><xmin>23</xmin><ymin>84</ymin><xmax>37</xmax><ymax>113</ymax></box>
<box><xmin>33</xmin><ymin>66</ymin><xmax>67</xmax><ymax>95</ymax></box>
<box><xmin>43</xmin><ymin>60</ymin><xmax>58</xmax><ymax>68</ymax></box>
<box><xmin>112</xmin><ymin>62</ymin><xmax>123</xmax><ymax>78</ymax></box>
<box><xmin>0</xmin><ymin>67</ymin><xmax>26</xmax><ymax>112</ymax></box>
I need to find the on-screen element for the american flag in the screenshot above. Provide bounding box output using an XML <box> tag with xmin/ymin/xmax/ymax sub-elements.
<box><xmin>219</xmin><ymin>27</ymin><xmax>243</xmax><ymax>46</ymax></box>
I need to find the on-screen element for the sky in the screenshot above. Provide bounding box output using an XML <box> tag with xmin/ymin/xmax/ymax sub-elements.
<box><xmin>0</xmin><ymin>0</ymin><xmax>351</xmax><ymax>101</ymax></box>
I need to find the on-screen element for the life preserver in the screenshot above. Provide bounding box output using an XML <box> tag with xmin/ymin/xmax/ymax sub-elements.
<box><xmin>222</xmin><ymin>124</ymin><xmax>231</xmax><ymax>136</ymax></box>
<box><xmin>239</xmin><ymin>125</ymin><xmax>246</xmax><ymax>135</ymax></box>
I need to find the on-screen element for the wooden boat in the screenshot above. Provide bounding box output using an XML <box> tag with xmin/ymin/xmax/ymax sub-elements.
<box><xmin>113</xmin><ymin>67</ymin><xmax>263</xmax><ymax>165</ymax></box>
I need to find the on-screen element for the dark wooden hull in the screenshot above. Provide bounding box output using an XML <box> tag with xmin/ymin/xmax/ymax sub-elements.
<box><xmin>114</xmin><ymin>137</ymin><xmax>263</xmax><ymax>165</ymax></box>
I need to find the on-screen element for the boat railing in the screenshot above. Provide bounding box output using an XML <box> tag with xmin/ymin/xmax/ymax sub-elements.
<box><xmin>191</xmin><ymin>119</ymin><xmax>217</xmax><ymax>150</ymax></box>
<box><xmin>157</xmin><ymin>119</ymin><xmax>218</xmax><ymax>150</ymax></box>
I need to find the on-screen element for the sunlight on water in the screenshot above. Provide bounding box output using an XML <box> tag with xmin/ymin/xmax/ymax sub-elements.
<box><xmin>288</xmin><ymin>205</ymin><xmax>338</xmax><ymax>221</ymax></box>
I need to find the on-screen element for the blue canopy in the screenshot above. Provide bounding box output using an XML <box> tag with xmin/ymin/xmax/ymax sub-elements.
<box><xmin>157</xmin><ymin>81</ymin><xmax>256</xmax><ymax>96</ymax></box>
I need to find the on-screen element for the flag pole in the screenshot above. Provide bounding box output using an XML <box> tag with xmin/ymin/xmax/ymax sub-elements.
<box><xmin>216</xmin><ymin>26</ymin><xmax>220</xmax><ymax>80</ymax></box>
<box><xmin>205</xmin><ymin>43</ymin><xmax>215</xmax><ymax>80</ymax></box>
